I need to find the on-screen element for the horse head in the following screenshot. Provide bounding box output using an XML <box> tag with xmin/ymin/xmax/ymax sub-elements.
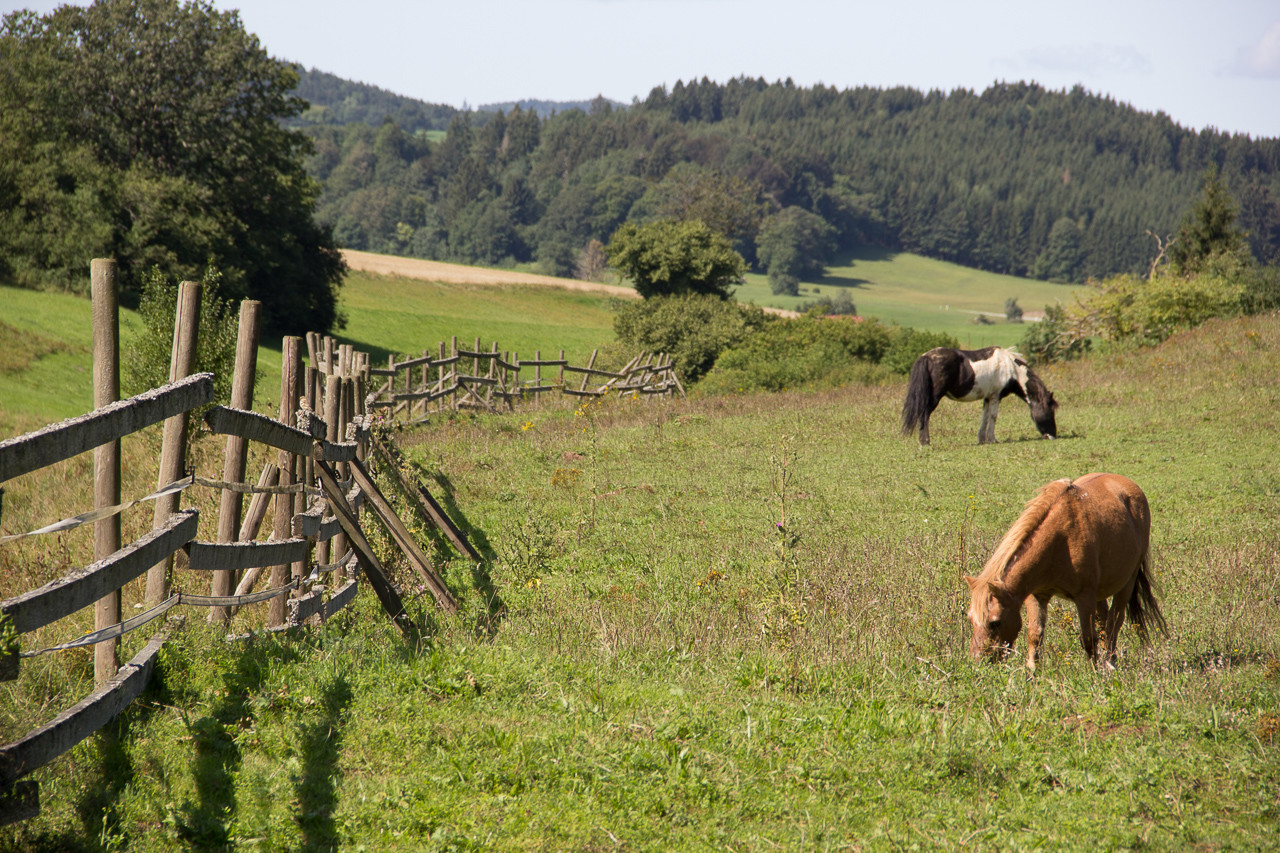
<box><xmin>964</xmin><ymin>575</ymin><xmax>1021</xmax><ymax>660</ymax></box>
<box><xmin>1024</xmin><ymin>372</ymin><xmax>1058</xmax><ymax>439</ymax></box>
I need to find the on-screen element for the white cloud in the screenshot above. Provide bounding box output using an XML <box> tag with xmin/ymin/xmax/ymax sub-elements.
<box><xmin>1237</xmin><ymin>20</ymin><xmax>1280</xmax><ymax>78</ymax></box>
<box><xmin>1006</xmin><ymin>44</ymin><xmax>1152</xmax><ymax>79</ymax></box>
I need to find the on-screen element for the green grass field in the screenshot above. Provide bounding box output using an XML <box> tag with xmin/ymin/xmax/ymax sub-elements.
<box><xmin>332</xmin><ymin>271</ymin><xmax>619</xmax><ymax>368</ymax></box>
<box><xmin>736</xmin><ymin>247</ymin><xmax>1083</xmax><ymax>349</ymax></box>
<box><xmin>2</xmin><ymin>266</ymin><xmax>1277</xmax><ymax>850</ymax></box>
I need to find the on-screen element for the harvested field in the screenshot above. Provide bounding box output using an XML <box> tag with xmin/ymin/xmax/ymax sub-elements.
<box><xmin>341</xmin><ymin>250</ymin><xmax>638</xmax><ymax>298</ymax></box>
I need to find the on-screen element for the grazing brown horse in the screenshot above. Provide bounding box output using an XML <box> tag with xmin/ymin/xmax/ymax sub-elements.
<box><xmin>964</xmin><ymin>473</ymin><xmax>1166</xmax><ymax>672</ymax></box>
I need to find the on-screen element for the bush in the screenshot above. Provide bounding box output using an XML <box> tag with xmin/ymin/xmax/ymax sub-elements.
<box><xmin>699</xmin><ymin>315</ymin><xmax>958</xmax><ymax>395</ymax></box>
<box><xmin>1020</xmin><ymin>303</ymin><xmax>1091</xmax><ymax>364</ymax></box>
<box><xmin>796</xmin><ymin>290</ymin><xmax>858</xmax><ymax>316</ymax></box>
<box><xmin>1024</xmin><ymin>264</ymin><xmax>1250</xmax><ymax>363</ymax></box>
<box><xmin>612</xmin><ymin>293</ymin><xmax>772</xmax><ymax>383</ymax></box>
<box><xmin>123</xmin><ymin>265</ymin><xmax>239</xmax><ymax>414</ymax></box>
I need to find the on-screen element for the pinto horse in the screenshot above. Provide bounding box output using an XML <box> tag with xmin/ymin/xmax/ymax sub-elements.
<box><xmin>965</xmin><ymin>473</ymin><xmax>1167</xmax><ymax>672</ymax></box>
<box><xmin>901</xmin><ymin>346</ymin><xmax>1057</xmax><ymax>445</ymax></box>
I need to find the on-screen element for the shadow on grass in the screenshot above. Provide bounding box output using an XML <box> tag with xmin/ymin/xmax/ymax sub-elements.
<box><xmin>294</xmin><ymin>675</ymin><xmax>353</xmax><ymax>853</ymax></box>
<box><xmin>172</xmin><ymin>642</ymin><xmax>278</xmax><ymax>852</ymax></box>
<box><xmin>422</xmin><ymin>468</ymin><xmax>506</xmax><ymax>638</ymax></box>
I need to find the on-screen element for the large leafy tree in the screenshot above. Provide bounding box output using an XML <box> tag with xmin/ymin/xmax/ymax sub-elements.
<box><xmin>606</xmin><ymin>219</ymin><xmax>746</xmax><ymax>299</ymax></box>
<box><xmin>0</xmin><ymin>0</ymin><xmax>345</xmax><ymax>334</ymax></box>
<box><xmin>755</xmin><ymin>206</ymin><xmax>836</xmax><ymax>295</ymax></box>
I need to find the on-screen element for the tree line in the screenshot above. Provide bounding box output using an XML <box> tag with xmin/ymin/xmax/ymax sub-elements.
<box><xmin>299</xmin><ymin>75</ymin><xmax>1280</xmax><ymax>288</ymax></box>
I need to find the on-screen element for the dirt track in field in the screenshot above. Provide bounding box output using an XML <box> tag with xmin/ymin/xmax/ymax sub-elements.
<box><xmin>341</xmin><ymin>249</ymin><xmax>640</xmax><ymax>298</ymax></box>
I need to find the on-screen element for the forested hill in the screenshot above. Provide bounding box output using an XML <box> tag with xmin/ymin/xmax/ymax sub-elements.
<box><xmin>287</xmin><ymin>68</ymin><xmax>463</xmax><ymax>134</ymax></box>
<box><xmin>296</xmin><ymin>75</ymin><xmax>1280</xmax><ymax>282</ymax></box>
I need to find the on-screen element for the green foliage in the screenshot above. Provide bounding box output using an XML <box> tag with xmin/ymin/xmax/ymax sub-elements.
<box><xmin>796</xmin><ymin>289</ymin><xmax>858</xmax><ymax>316</ymax></box>
<box><xmin>606</xmin><ymin>219</ymin><xmax>747</xmax><ymax>299</ymax></box>
<box><xmin>700</xmin><ymin>315</ymin><xmax>959</xmax><ymax>394</ymax></box>
<box><xmin>1170</xmin><ymin>167</ymin><xmax>1251</xmax><ymax>275</ymax></box>
<box><xmin>1020</xmin><ymin>303</ymin><xmax>1091</xmax><ymax>364</ymax></box>
<box><xmin>1027</xmin><ymin>268</ymin><xmax>1249</xmax><ymax>360</ymax></box>
<box><xmin>1004</xmin><ymin>297</ymin><xmax>1024</xmax><ymax>322</ymax></box>
<box><xmin>297</xmin><ymin>75</ymin><xmax>1280</xmax><ymax>284</ymax></box>
<box><xmin>612</xmin><ymin>293</ymin><xmax>771</xmax><ymax>382</ymax></box>
<box><xmin>1032</xmin><ymin>217</ymin><xmax>1086</xmax><ymax>282</ymax></box>
<box><xmin>640</xmin><ymin>164</ymin><xmax>771</xmax><ymax>249</ymax></box>
<box><xmin>0</xmin><ymin>0</ymin><xmax>345</xmax><ymax>335</ymax></box>
<box><xmin>288</xmin><ymin>68</ymin><xmax>462</xmax><ymax>134</ymax></box>
<box><xmin>122</xmin><ymin>265</ymin><xmax>240</xmax><ymax>413</ymax></box>
<box><xmin>756</xmin><ymin>207</ymin><xmax>837</xmax><ymax>295</ymax></box>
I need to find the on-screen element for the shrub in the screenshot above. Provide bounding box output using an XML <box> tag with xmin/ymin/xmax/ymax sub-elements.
<box><xmin>612</xmin><ymin>293</ymin><xmax>772</xmax><ymax>383</ymax></box>
<box><xmin>699</xmin><ymin>315</ymin><xmax>958</xmax><ymax>395</ymax></box>
<box><xmin>1020</xmin><ymin>303</ymin><xmax>1091</xmax><ymax>364</ymax></box>
<box><xmin>123</xmin><ymin>265</ymin><xmax>239</xmax><ymax>413</ymax></box>
<box><xmin>1024</xmin><ymin>265</ymin><xmax>1249</xmax><ymax>363</ymax></box>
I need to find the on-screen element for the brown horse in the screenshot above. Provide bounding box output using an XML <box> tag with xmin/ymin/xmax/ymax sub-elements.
<box><xmin>964</xmin><ymin>473</ymin><xmax>1166</xmax><ymax>672</ymax></box>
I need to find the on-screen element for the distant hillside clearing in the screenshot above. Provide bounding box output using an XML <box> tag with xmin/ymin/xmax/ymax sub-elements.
<box><xmin>340</xmin><ymin>250</ymin><xmax>638</xmax><ymax>297</ymax></box>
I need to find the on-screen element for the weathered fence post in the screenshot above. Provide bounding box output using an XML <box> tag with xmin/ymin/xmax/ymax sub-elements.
<box><xmin>91</xmin><ymin>258</ymin><xmax>121</xmax><ymax>685</ymax></box>
<box><xmin>324</xmin><ymin>373</ymin><xmax>348</xmax><ymax>581</ymax></box>
<box><xmin>209</xmin><ymin>300</ymin><xmax>261</xmax><ymax>622</ymax></box>
<box><xmin>145</xmin><ymin>280</ymin><xmax>201</xmax><ymax>604</ymax></box>
<box><xmin>269</xmin><ymin>336</ymin><xmax>302</xmax><ymax>627</ymax></box>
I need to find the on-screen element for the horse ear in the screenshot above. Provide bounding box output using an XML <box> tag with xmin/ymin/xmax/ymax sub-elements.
<box><xmin>963</xmin><ymin>575</ymin><xmax>979</xmax><ymax>590</ymax></box>
<box><xmin>987</xmin><ymin>579</ymin><xmax>1007</xmax><ymax>596</ymax></box>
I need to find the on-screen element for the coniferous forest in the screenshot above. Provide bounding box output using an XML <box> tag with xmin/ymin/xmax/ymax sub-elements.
<box><xmin>295</xmin><ymin>72</ymin><xmax>1280</xmax><ymax>284</ymax></box>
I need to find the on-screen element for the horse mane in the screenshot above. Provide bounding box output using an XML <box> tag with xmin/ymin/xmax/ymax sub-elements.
<box><xmin>984</xmin><ymin>477</ymin><xmax>1075</xmax><ymax>581</ymax></box>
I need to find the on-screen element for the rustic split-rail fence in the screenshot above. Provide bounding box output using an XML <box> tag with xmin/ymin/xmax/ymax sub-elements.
<box><xmin>0</xmin><ymin>258</ymin><xmax>678</xmax><ymax>827</ymax></box>
<box><xmin>368</xmin><ymin>337</ymin><xmax>684</xmax><ymax>422</ymax></box>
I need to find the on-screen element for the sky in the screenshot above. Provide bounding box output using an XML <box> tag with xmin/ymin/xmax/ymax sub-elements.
<box><xmin>5</xmin><ymin>0</ymin><xmax>1280</xmax><ymax>139</ymax></box>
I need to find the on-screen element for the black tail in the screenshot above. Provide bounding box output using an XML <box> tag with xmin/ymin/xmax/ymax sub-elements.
<box><xmin>1126</xmin><ymin>554</ymin><xmax>1168</xmax><ymax>643</ymax></box>
<box><xmin>901</xmin><ymin>356</ymin><xmax>934</xmax><ymax>437</ymax></box>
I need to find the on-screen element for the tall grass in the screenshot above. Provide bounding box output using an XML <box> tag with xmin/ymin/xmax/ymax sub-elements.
<box><xmin>4</xmin><ymin>311</ymin><xmax>1277</xmax><ymax>850</ymax></box>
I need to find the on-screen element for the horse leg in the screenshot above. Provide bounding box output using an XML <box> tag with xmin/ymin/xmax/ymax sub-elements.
<box><xmin>1074</xmin><ymin>594</ymin><xmax>1100</xmax><ymax>665</ymax></box>
<box><xmin>1103</xmin><ymin>576</ymin><xmax>1139</xmax><ymax>668</ymax></box>
<box><xmin>919</xmin><ymin>411</ymin><xmax>931</xmax><ymax>446</ymax></box>
<box><xmin>979</xmin><ymin>397</ymin><xmax>999</xmax><ymax>444</ymax></box>
<box><xmin>1094</xmin><ymin>600</ymin><xmax>1110</xmax><ymax>661</ymax></box>
<box><xmin>1024</xmin><ymin>594</ymin><xmax>1051</xmax><ymax>674</ymax></box>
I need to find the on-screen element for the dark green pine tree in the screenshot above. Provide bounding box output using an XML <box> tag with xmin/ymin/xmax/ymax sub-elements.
<box><xmin>1169</xmin><ymin>167</ymin><xmax>1250</xmax><ymax>273</ymax></box>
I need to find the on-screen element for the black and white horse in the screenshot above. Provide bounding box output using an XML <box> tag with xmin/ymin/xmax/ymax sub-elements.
<box><xmin>901</xmin><ymin>347</ymin><xmax>1058</xmax><ymax>445</ymax></box>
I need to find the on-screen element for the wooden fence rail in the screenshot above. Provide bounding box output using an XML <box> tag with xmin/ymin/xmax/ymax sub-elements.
<box><xmin>0</xmin><ymin>262</ymin><xmax>478</xmax><ymax>826</ymax></box>
<box><xmin>361</xmin><ymin>335</ymin><xmax>685</xmax><ymax>423</ymax></box>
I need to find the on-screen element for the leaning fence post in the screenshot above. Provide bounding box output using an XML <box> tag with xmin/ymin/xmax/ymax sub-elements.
<box><xmin>145</xmin><ymin>280</ymin><xmax>202</xmax><ymax>605</ymax></box>
<box><xmin>269</xmin><ymin>336</ymin><xmax>302</xmax><ymax>627</ymax></box>
<box><xmin>209</xmin><ymin>300</ymin><xmax>261</xmax><ymax>622</ymax></box>
<box><xmin>91</xmin><ymin>258</ymin><xmax>121</xmax><ymax>685</ymax></box>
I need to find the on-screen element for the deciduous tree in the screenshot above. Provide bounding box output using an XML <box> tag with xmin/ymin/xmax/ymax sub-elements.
<box><xmin>0</xmin><ymin>0</ymin><xmax>345</xmax><ymax>334</ymax></box>
<box><xmin>606</xmin><ymin>219</ymin><xmax>746</xmax><ymax>299</ymax></box>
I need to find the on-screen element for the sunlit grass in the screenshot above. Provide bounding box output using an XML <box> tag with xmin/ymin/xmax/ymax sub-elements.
<box><xmin>2</xmin><ymin>278</ymin><xmax>1278</xmax><ymax>850</ymax></box>
<box><xmin>734</xmin><ymin>247</ymin><xmax>1083</xmax><ymax>349</ymax></box>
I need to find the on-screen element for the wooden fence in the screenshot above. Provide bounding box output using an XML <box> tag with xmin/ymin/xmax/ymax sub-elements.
<box><xmin>0</xmin><ymin>261</ymin><xmax>476</xmax><ymax>826</ymax></box>
<box><xmin>367</xmin><ymin>335</ymin><xmax>685</xmax><ymax>423</ymax></box>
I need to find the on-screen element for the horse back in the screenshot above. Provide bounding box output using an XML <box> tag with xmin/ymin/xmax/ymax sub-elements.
<box><xmin>1064</xmin><ymin>473</ymin><xmax>1151</xmax><ymax>590</ymax></box>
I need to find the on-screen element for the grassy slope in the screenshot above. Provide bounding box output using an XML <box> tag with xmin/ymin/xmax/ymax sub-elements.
<box><xmin>3</xmin><ymin>306</ymin><xmax>1278</xmax><ymax>850</ymax></box>
<box><xmin>332</xmin><ymin>270</ymin><xmax>618</xmax><ymax>368</ymax></box>
<box><xmin>0</xmin><ymin>272</ymin><xmax>618</xmax><ymax>425</ymax></box>
<box><xmin>736</xmin><ymin>247</ymin><xmax>1082</xmax><ymax>349</ymax></box>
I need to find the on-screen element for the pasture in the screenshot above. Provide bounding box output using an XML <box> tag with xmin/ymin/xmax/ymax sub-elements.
<box><xmin>735</xmin><ymin>247</ymin><xmax>1083</xmax><ymax>349</ymax></box>
<box><xmin>0</xmin><ymin>275</ymin><xmax>1277</xmax><ymax>849</ymax></box>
